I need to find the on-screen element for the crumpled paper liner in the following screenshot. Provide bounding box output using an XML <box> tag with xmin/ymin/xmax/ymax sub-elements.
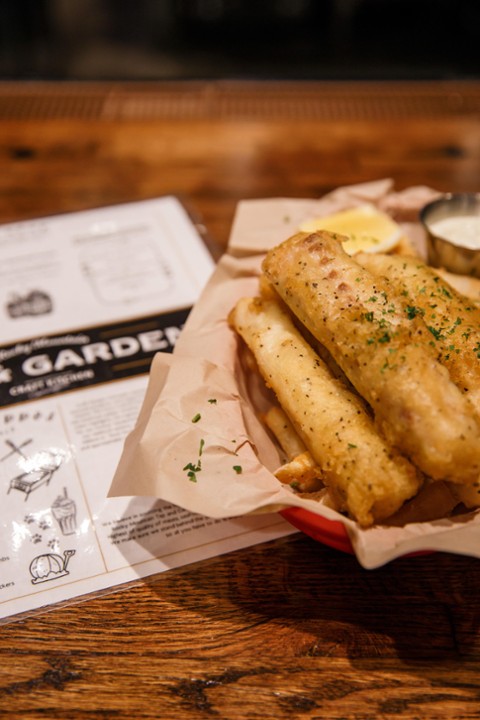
<box><xmin>110</xmin><ymin>178</ymin><xmax>480</xmax><ymax>569</ymax></box>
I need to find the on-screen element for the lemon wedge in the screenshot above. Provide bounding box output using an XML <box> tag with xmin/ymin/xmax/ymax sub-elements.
<box><xmin>299</xmin><ymin>204</ymin><xmax>403</xmax><ymax>255</ymax></box>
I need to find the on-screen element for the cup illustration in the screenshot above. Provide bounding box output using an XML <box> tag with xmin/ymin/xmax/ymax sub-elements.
<box><xmin>52</xmin><ymin>487</ymin><xmax>77</xmax><ymax>535</ymax></box>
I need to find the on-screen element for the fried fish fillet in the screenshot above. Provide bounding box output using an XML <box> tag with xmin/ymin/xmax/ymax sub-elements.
<box><xmin>356</xmin><ymin>252</ymin><xmax>480</xmax><ymax>417</ymax></box>
<box><xmin>229</xmin><ymin>296</ymin><xmax>422</xmax><ymax>526</ymax></box>
<box><xmin>259</xmin><ymin>271</ymin><xmax>356</xmax><ymax>390</ymax></box>
<box><xmin>262</xmin><ymin>231</ymin><xmax>480</xmax><ymax>484</ymax></box>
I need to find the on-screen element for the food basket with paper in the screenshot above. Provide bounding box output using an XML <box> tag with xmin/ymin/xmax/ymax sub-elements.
<box><xmin>110</xmin><ymin>180</ymin><xmax>480</xmax><ymax>568</ymax></box>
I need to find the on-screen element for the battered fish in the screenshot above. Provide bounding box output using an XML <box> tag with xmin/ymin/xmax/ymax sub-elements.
<box><xmin>262</xmin><ymin>231</ymin><xmax>480</xmax><ymax>484</ymax></box>
<box><xmin>356</xmin><ymin>252</ymin><xmax>480</xmax><ymax>417</ymax></box>
<box><xmin>230</xmin><ymin>296</ymin><xmax>422</xmax><ymax>526</ymax></box>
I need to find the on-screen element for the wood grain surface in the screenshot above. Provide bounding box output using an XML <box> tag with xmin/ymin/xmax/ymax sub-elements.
<box><xmin>1</xmin><ymin>81</ymin><xmax>480</xmax><ymax>720</ymax></box>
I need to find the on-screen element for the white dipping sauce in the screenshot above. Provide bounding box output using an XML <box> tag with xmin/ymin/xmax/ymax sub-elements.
<box><xmin>430</xmin><ymin>215</ymin><xmax>480</xmax><ymax>250</ymax></box>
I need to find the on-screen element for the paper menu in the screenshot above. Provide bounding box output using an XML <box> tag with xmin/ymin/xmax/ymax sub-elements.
<box><xmin>0</xmin><ymin>196</ymin><xmax>294</xmax><ymax>623</ymax></box>
<box><xmin>0</xmin><ymin>196</ymin><xmax>215</xmax><ymax>343</ymax></box>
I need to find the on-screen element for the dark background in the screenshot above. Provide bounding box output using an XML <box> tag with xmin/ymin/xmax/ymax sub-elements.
<box><xmin>1</xmin><ymin>0</ymin><xmax>479</xmax><ymax>81</ymax></box>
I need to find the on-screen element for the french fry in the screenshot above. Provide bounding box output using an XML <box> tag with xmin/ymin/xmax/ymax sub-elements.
<box><xmin>263</xmin><ymin>405</ymin><xmax>307</xmax><ymax>460</ymax></box>
<box><xmin>263</xmin><ymin>406</ymin><xmax>324</xmax><ymax>493</ymax></box>
<box><xmin>230</xmin><ymin>295</ymin><xmax>422</xmax><ymax>527</ymax></box>
<box><xmin>275</xmin><ymin>452</ymin><xmax>325</xmax><ymax>493</ymax></box>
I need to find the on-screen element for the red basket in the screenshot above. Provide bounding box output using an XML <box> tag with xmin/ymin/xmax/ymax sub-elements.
<box><xmin>280</xmin><ymin>506</ymin><xmax>353</xmax><ymax>554</ymax></box>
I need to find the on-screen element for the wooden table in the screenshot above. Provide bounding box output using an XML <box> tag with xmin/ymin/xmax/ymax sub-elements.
<box><xmin>1</xmin><ymin>80</ymin><xmax>480</xmax><ymax>719</ymax></box>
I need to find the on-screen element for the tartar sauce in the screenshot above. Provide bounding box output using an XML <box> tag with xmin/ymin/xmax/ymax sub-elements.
<box><xmin>430</xmin><ymin>215</ymin><xmax>480</xmax><ymax>250</ymax></box>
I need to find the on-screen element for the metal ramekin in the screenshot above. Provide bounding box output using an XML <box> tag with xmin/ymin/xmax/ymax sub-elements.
<box><xmin>420</xmin><ymin>192</ymin><xmax>480</xmax><ymax>278</ymax></box>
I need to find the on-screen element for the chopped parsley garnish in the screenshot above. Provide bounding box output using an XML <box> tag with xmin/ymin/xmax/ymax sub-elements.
<box><xmin>405</xmin><ymin>305</ymin><xmax>423</xmax><ymax>319</ymax></box>
<box><xmin>233</xmin><ymin>465</ymin><xmax>243</xmax><ymax>474</ymax></box>
<box><xmin>183</xmin><ymin>438</ymin><xmax>206</xmax><ymax>482</ymax></box>
<box><xmin>208</xmin><ymin>398</ymin><xmax>217</xmax><ymax>404</ymax></box>
<box><xmin>427</xmin><ymin>326</ymin><xmax>443</xmax><ymax>341</ymax></box>
<box><xmin>447</xmin><ymin>317</ymin><xmax>462</xmax><ymax>334</ymax></box>
<box><xmin>191</xmin><ymin>413</ymin><xmax>201</xmax><ymax>423</ymax></box>
<box><xmin>183</xmin><ymin>461</ymin><xmax>201</xmax><ymax>482</ymax></box>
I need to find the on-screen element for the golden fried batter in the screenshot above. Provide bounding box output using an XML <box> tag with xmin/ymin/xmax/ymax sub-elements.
<box><xmin>262</xmin><ymin>231</ymin><xmax>480</xmax><ymax>484</ymax></box>
<box><xmin>356</xmin><ymin>252</ymin><xmax>480</xmax><ymax>417</ymax></box>
<box><xmin>230</xmin><ymin>295</ymin><xmax>422</xmax><ymax>526</ymax></box>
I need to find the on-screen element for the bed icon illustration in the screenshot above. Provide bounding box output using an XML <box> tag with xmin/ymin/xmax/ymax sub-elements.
<box><xmin>29</xmin><ymin>550</ymin><xmax>75</xmax><ymax>584</ymax></box>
